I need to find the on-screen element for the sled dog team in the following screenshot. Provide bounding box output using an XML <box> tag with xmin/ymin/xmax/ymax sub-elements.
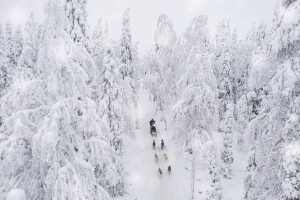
<box><xmin>149</xmin><ymin>119</ymin><xmax>171</xmax><ymax>177</ymax></box>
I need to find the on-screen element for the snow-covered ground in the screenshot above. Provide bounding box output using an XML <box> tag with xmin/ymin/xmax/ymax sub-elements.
<box><xmin>121</xmin><ymin>87</ymin><xmax>248</xmax><ymax>200</ymax></box>
<box><xmin>6</xmin><ymin>189</ymin><xmax>26</xmax><ymax>200</ymax></box>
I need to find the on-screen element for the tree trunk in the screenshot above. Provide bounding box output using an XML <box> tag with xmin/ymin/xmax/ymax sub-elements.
<box><xmin>190</xmin><ymin>151</ymin><xmax>196</xmax><ymax>200</ymax></box>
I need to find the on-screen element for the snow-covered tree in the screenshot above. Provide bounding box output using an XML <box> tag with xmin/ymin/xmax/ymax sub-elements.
<box><xmin>143</xmin><ymin>47</ymin><xmax>164</xmax><ymax>111</ymax></box>
<box><xmin>97</xmin><ymin>49</ymin><xmax>125</xmax><ymax>196</ymax></box>
<box><xmin>120</xmin><ymin>8</ymin><xmax>133</xmax><ymax>79</ymax></box>
<box><xmin>1</xmin><ymin>14</ymin><xmax>42</xmax><ymax>127</ymax></box>
<box><xmin>144</xmin><ymin>14</ymin><xmax>178</xmax><ymax>129</ymax></box>
<box><xmin>0</xmin><ymin>23</ymin><xmax>8</xmax><ymax>96</ymax></box>
<box><xmin>153</xmin><ymin>14</ymin><xmax>178</xmax><ymax>108</ymax></box>
<box><xmin>91</xmin><ymin>18</ymin><xmax>105</xmax><ymax>68</ymax></box>
<box><xmin>5</xmin><ymin>21</ymin><xmax>12</xmax><ymax>41</ymax></box>
<box><xmin>172</xmin><ymin>16</ymin><xmax>218</xmax><ymax>200</ymax></box>
<box><xmin>246</xmin><ymin>22</ymin><xmax>268</xmax><ymax>54</ymax></box>
<box><xmin>173</xmin><ymin>15</ymin><xmax>217</xmax><ymax>150</ymax></box>
<box><xmin>0</xmin><ymin>23</ymin><xmax>4</xmax><ymax>58</ymax></box>
<box><xmin>64</xmin><ymin>0</ymin><xmax>96</xmax><ymax>83</ymax></box>
<box><xmin>206</xmin><ymin>143</ymin><xmax>222</xmax><ymax>200</ymax></box>
<box><xmin>239</xmin><ymin>22</ymin><xmax>268</xmax><ymax>121</ymax></box>
<box><xmin>213</xmin><ymin>20</ymin><xmax>236</xmax><ymax>129</ymax></box>
<box><xmin>245</xmin><ymin>0</ymin><xmax>300</xmax><ymax>198</ymax></box>
<box><xmin>154</xmin><ymin>14</ymin><xmax>176</xmax><ymax>49</ymax></box>
<box><xmin>0</xmin><ymin>22</ymin><xmax>24</xmax><ymax>97</ymax></box>
<box><xmin>5</xmin><ymin>22</ymin><xmax>23</xmax><ymax>68</ymax></box>
<box><xmin>12</xmin><ymin>28</ymin><xmax>23</xmax><ymax>66</ymax></box>
<box><xmin>119</xmin><ymin>8</ymin><xmax>136</xmax><ymax>91</ymax></box>
<box><xmin>0</xmin><ymin>0</ymin><xmax>121</xmax><ymax>199</ymax></box>
<box><xmin>282</xmin><ymin>142</ymin><xmax>300</xmax><ymax>200</ymax></box>
<box><xmin>244</xmin><ymin>146</ymin><xmax>257</xmax><ymax>200</ymax></box>
<box><xmin>221</xmin><ymin>103</ymin><xmax>234</xmax><ymax>179</ymax></box>
<box><xmin>17</xmin><ymin>14</ymin><xmax>42</xmax><ymax>71</ymax></box>
<box><xmin>119</xmin><ymin>8</ymin><xmax>138</xmax><ymax>130</ymax></box>
<box><xmin>64</xmin><ymin>0</ymin><xmax>88</xmax><ymax>43</ymax></box>
<box><xmin>98</xmin><ymin>49</ymin><xmax>124</xmax><ymax>152</ymax></box>
<box><xmin>236</xmin><ymin>95</ymin><xmax>249</xmax><ymax>150</ymax></box>
<box><xmin>280</xmin><ymin>97</ymin><xmax>300</xmax><ymax>199</ymax></box>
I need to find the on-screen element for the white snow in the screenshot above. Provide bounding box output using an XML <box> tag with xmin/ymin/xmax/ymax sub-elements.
<box><xmin>6</xmin><ymin>189</ymin><xmax>26</xmax><ymax>200</ymax></box>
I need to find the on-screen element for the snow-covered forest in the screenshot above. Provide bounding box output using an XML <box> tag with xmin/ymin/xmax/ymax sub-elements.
<box><xmin>0</xmin><ymin>0</ymin><xmax>299</xmax><ymax>199</ymax></box>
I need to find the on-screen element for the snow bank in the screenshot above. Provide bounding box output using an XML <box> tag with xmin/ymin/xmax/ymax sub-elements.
<box><xmin>6</xmin><ymin>189</ymin><xmax>26</xmax><ymax>200</ymax></box>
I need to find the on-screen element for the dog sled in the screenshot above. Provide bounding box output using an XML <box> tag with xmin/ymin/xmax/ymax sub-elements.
<box><xmin>149</xmin><ymin>119</ymin><xmax>157</xmax><ymax>136</ymax></box>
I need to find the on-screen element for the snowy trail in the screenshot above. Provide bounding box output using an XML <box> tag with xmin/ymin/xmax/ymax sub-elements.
<box><xmin>121</xmin><ymin>88</ymin><xmax>190</xmax><ymax>200</ymax></box>
<box><xmin>121</xmin><ymin>87</ymin><xmax>247</xmax><ymax>200</ymax></box>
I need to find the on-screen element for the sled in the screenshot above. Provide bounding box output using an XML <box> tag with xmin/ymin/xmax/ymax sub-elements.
<box><xmin>150</xmin><ymin>126</ymin><xmax>157</xmax><ymax>136</ymax></box>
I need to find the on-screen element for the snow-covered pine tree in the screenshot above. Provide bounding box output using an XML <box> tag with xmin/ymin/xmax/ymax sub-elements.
<box><xmin>12</xmin><ymin>27</ymin><xmax>23</xmax><ymax>66</ymax></box>
<box><xmin>91</xmin><ymin>18</ymin><xmax>105</xmax><ymax>68</ymax></box>
<box><xmin>206</xmin><ymin>143</ymin><xmax>222</xmax><ymax>200</ymax></box>
<box><xmin>244</xmin><ymin>146</ymin><xmax>257</xmax><ymax>200</ymax></box>
<box><xmin>234</xmin><ymin>22</ymin><xmax>269</xmax><ymax>151</ymax></box>
<box><xmin>234</xmin><ymin>23</ymin><xmax>267</xmax><ymax>101</ymax></box>
<box><xmin>213</xmin><ymin>20</ymin><xmax>236</xmax><ymax>130</ymax></box>
<box><xmin>120</xmin><ymin>8</ymin><xmax>133</xmax><ymax>80</ymax></box>
<box><xmin>236</xmin><ymin>95</ymin><xmax>249</xmax><ymax>150</ymax></box>
<box><xmin>247</xmin><ymin>22</ymin><xmax>268</xmax><ymax>55</ymax></box>
<box><xmin>173</xmin><ymin>15</ymin><xmax>217</xmax><ymax>150</ymax></box>
<box><xmin>154</xmin><ymin>15</ymin><xmax>177</xmax><ymax>49</ymax></box>
<box><xmin>17</xmin><ymin>13</ymin><xmax>43</xmax><ymax>72</ymax></box>
<box><xmin>0</xmin><ymin>23</ymin><xmax>9</xmax><ymax>97</ymax></box>
<box><xmin>143</xmin><ymin>45</ymin><xmax>163</xmax><ymax>103</ymax></box>
<box><xmin>119</xmin><ymin>8</ymin><xmax>138</xmax><ymax>131</ymax></box>
<box><xmin>282</xmin><ymin>142</ymin><xmax>300</xmax><ymax>200</ymax></box>
<box><xmin>5</xmin><ymin>21</ymin><xmax>12</xmax><ymax>43</ymax></box>
<box><xmin>281</xmin><ymin>95</ymin><xmax>300</xmax><ymax>199</ymax></box>
<box><xmin>143</xmin><ymin>14</ymin><xmax>178</xmax><ymax>129</ymax></box>
<box><xmin>246</xmin><ymin>0</ymin><xmax>300</xmax><ymax>198</ymax></box>
<box><xmin>233</xmin><ymin>41</ymin><xmax>252</xmax><ymax>101</ymax></box>
<box><xmin>0</xmin><ymin>23</ymin><xmax>4</xmax><ymax>60</ymax></box>
<box><xmin>172</xmin><ymin>16</ymin><xmax>218</xmax><ymax>200</ymax></box>
<box><xmin>5</xmin><ymin>22</ymin><xmax>23</xmax><ymax>68</ymax></box>
<box><xmin>0</xmin><ymin>0</ymin><xmax>120</xmax><ymax>199</ymax></box>
<box><xmin>241</xmin><ymin>22</ymin><xmax>268</xmax><ymax>122</ymax></box>
<box><xmin>98</xmin><ymin>49</ymin><xmax>123</xmax><ymax>152</ymax></box>
<box><xmin>64</xmin><ymin>0</ymin><xmax>88</xmax><ymax>43</ymax></box>
<box><xmin>0</xmin><ymin>24</ymin><xmax>7</xmax><ymax>126</ymax></box>
<box><xmin>154</xmin><ymin>14</ymin><xmax>178</xmax><ymax>109</ymax></box>
<box><xmin>64</xmin><ymin>0</ymin><xmax>96</xmax><ymax>83</ymax></box>
<box><xmin>0</xmin><ymin>22</ymin><xmax>24</xmax><ymax>97</ymax></box>
<box><xmin>96</xmin><ymin>48</ymin><xmax>125</xmax><ymax>196</ymax></box>
<box><xmin>2</xmin><ymin>22</ymin><xmax>13</xmax><ymax>94</ymax></box>
<box><xmin>221</xmin><ymin>103</ymin><xmax>234</xmax><ymax>179</ymax></box>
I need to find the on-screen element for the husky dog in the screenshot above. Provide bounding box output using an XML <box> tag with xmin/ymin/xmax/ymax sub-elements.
<box><xmin>154</xmin><ymin>154</ymin><xmax>159</xmax><ymax>163</ymax></box>
<box><xmin>167</xmin><ymin>166</ymin><xmax>171</xmax><ymax>174</ymax></box>
<box><xmin>158</xmin><ymin>168</ymin><xmax>163</xmax><ymax>176</ymax></box>
<box><xmin>161</xmin><ymin>139</ymin><xmax>165</xmax><ymax>150</ymax></box>
<box><xmin>163</xmin><ymin>153</ymin><xmax>168</xmax><ymax>160</ymax></box>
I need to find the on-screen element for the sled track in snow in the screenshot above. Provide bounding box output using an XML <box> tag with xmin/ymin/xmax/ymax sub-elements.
<box><xmin>121</xmin><ymin>89</ymin><xmax>190</xmax><ymax>200</ymax></box>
